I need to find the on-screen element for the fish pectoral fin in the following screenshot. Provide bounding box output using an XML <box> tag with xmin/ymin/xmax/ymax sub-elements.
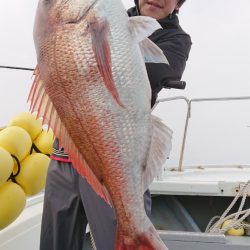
<box><xmin>143</xmin><ymin>115</ymin><xmax>173</xmax><ymax>190</ymax></box>
<box><xmin>128</xmin><ymin>16</ymin><xmax>161</xmax><ymax>43</ymax></box>
<box><xmin>88</xmin><ymin>16</ymin><xmax>124</xmax><ymax>108</ymax></box>
<box><xmin>140</xmin><ymin>38</ymin><xmax>169</xmax><ymax>64</ymax></box>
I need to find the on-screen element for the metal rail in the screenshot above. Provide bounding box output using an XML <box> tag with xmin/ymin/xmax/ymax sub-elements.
<box><xmin>155</xmin><ymin>96</ymin><xmax>250</xmax><ymax>172</ymax></box>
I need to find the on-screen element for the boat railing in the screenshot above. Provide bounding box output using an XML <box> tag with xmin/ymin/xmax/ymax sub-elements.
<box><xmin>1</xmin><ymin>64</ymin><xmax>250</xmax><ymax>173</ymax></box>
<box><xmin>154</xmin><ymin>96</ymin><xmax>250</xmax><ymax>172</ymax></box>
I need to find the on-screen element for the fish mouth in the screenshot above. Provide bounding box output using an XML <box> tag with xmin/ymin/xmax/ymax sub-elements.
<box><xmin>145</xmin><ymin>0</ymin><xmax>164</xmax><ymax>9</ymax></box>
<box><xmin>64</xmin><ymin>0</ymin><xmax>98</xmax><ymax>24</ymax></box>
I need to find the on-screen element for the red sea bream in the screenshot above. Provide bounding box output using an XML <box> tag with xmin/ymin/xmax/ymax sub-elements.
<box><xmin>29</xmin><ymin>0</ymin><xmax>172</xmax><ymax>249</ymax></box>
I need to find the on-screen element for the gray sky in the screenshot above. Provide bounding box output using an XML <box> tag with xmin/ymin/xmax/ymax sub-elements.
<box><xmin>0</xmin><ymin>0</ymin><xmax>250</xmax><ymax>166</ymax></box>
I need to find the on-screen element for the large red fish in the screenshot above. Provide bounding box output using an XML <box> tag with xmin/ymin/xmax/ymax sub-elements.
<box><xmin>29</xmin><ymin>0</ymin><xmax>172</xmax><ymax>249</ymax></box>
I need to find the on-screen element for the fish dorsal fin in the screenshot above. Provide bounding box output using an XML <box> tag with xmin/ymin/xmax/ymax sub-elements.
<box><xmin>140</xmin><ymin>38</ymin><xmax>169</xmax><ymax>64</ymax></box>
<box><xmin>142</xmin><ymin>115</ymin><xmax>173</xmax><ymax>191</ymax></box>
<box><xmin>129</xmin><ymin>16</ymin><xmax>161</xmax><ymax>43</ymax></box>
<box><xmin>88</xmin><ymin>16</ymin><xmax>124</xmax><ymax>108</ymax></box>
<box><xmin>28</xmin><ymin>67</ymin><xmax>112</xmax><ymax>206</ymax></box>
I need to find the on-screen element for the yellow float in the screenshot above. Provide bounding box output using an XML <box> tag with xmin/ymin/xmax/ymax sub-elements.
<box><xmin>0</xmin><ymin>112</ymin><xmax>54</xmax><ymax>230</ymax></box>
<box><xmin>221</xmin><ymin>219</ymin><xmax>245</xmax><ymax>236</ymax></box>
<box><xmin>33</xmin><ymin>129</ymin><xmax>54</xmax><ymax>155</ymax></box>
<box><xmin>0</xmin><ymin>126</ymin><xmax>32</xmax><ymax>162</ymax></box>
<box><xmin>15</xmin><ymin>153</ymin><xmax>50</xmax><ymax>196</ymax></box>
<box><xmin>0</xmin><ymin>181</ymin><xmax>26</xmax><ymax>230</ymax></box>
<box><xmin>0</xmin><ymin>147</ymin><xmax>14</xmax><ymax>187</ymax></box>
<box><xmin>9</xmin><ymin>112</ymin><xmax>42</xmax><ymax>141</ymax></box>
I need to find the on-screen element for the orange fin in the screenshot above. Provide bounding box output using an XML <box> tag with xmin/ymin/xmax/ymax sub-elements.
<box><xmin>89</xmin><ymin>17</ymin><xmax>124</xmax><ymax>108</ymax></box>
<box><xmin>28</xmin><ymin>67</ymin><xmax>112</xmax><ymax>206</ymax></box>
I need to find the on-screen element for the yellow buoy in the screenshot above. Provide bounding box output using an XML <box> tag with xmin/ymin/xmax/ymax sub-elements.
<box><xmin>0</xmin><ymin>147</ymin><xmax>14</xmax><ymax>187</ymax></box>
<box><xmin>33</xmin><ymin>129</ymin><xmax>54</xmax><ymax>155</ymax></box>
<box><xmin>0</xmin><ymin>181</ymin><xmax>26</xmax><ymax>230</ymax></box>
<box><xmin>9</xmin><ymin>112</ymin><xmax>42</xmax><ymax>141</ymax></box>
<box><xmin>15</xmin><ymin>153</ymin><xmax>50</xmax><ymax>196</ymax></box>
<box><xmin>0</xmin><ymin>126</ymin><xmax>32</xmax><ymax>162</ymax></box>
<box><xmin>221</xmin><ymin>219</ymin><xmax>245</xmax><ymax>236</ymax></box>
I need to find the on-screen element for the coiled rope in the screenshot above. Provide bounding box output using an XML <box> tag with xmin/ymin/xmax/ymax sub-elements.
<box><xmin>206</xmin><ymin>180</ymin><xmax>250</xmax><ymax>234</ymax></box>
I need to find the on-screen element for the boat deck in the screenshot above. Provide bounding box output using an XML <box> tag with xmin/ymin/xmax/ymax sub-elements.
<box><xmin>151</xmin><ymin>165</ymin><xmax>250</xmax><ymax>196</ymax></box>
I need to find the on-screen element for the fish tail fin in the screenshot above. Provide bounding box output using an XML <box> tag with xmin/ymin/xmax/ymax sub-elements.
<box><xmin>115</xmin><ymin>225</ymin><xmax>168</xmax><ymax>250</ymax></box>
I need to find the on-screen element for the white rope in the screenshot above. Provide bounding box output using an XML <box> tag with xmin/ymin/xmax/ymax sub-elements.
<box><xmin>205</xmin><ymin>216</ymin><xmax>220</xmax><ymax>233</ymax></box>
<box><xmin>242</xmin><ymin>221</ymin><xmax>250</xmax><ymax>230</ymax></box>
<box><xmin>89</xmin><ymin>229</ymin><xmax>97</xmax><ymax>250</ymax></box>
<box><xmin>206</xmin><ymin>180</ymin><xmax>250</xmax><ymax>234</ymax></box>
<box><xmin>214</xmin><ymin>209</ymin><xmax>250</xmax><ymax>234</ymax></box>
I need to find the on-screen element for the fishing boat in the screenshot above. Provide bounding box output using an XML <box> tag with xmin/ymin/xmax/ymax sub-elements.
<box><xmin>0</xmin><ymin>91</ymin><xmax>250</xmax><ymax>250</ymax></box>
<box><xmin>150</xmin><ymin>95</ymin><xmax>250</xmax><ymax>249</ymax></box>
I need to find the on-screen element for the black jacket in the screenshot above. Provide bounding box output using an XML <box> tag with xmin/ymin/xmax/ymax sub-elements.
<box><xmin>127</xmin><ymin>2</ymin><xmax>192</xmax><ymax>106</ymax></box>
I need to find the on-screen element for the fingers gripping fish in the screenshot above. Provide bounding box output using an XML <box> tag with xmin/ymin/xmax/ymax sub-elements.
<box><xmin>29</xmin><ymin>0</ymin><xmax>172</xmax><ymax>249</ymax></box>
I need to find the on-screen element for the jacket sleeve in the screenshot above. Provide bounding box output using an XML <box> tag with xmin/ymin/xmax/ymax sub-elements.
<box><xmin>146</xmin><ymin>32</ymin><xmax>192</xmax><ymax>106</ymax></box>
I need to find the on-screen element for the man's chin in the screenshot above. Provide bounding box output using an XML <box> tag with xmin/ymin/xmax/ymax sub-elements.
<box><xmin>141</xmin><ymin>9</ymin><xmax>162</xmax><ymax>20</ymax></box>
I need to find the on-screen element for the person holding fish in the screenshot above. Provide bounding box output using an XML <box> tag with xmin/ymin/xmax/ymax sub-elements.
<box><xmin>36</xmin><ymin>0</ymin><xmax>191</xmax><ymax>249</ymax></box>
